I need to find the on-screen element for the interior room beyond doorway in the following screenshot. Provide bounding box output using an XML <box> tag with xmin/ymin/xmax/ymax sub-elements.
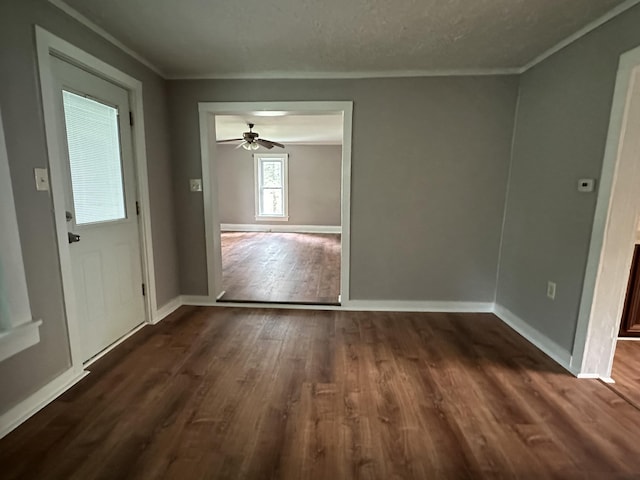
<box><xmin>219</xmin><ymin>231</ymin><xmax>340</xmax><ymax>304</ymax></box>
<box><xmin>214</xmin><ymin>111</ymin><xmax>344</xmax><ymax>305</ymax></box>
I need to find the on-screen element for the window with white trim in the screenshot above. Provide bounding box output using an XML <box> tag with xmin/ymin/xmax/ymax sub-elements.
<box><xmin>254</xmin><ymin>153</ymin><xmax>289</xmax><ymax>221</ymax></box>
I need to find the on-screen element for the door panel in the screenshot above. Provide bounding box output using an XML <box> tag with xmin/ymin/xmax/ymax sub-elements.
<box><xmin>52</xmin><ymin>56</ymin><xmax>145</xmax><ymax>362</ymax></box>
<box><xmin>619</xmin><ymin>245</ymin><xmax>640</xmax><ymax>337</ymax></box>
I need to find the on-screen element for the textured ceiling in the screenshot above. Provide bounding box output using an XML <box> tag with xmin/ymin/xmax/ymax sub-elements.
<box><xmin>215</xmin><ymin>114</ymin><xmax>343</xmax><ymax>145</ymax></box>
<box><xmin>60</xmin><ymin>0</ymin><xmax>628</xmax><ymax>77</ymax></box>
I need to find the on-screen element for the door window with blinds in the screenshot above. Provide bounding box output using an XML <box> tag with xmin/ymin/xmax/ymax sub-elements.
<box><xmin>254</xmin><ymin>153</ymin><xmax>289</xmax><ymax>221</ymax></box>
<box><xmin>62</xmin><ymin>90</ymin><xmax>126</xmax><ymax>225</ymax></box>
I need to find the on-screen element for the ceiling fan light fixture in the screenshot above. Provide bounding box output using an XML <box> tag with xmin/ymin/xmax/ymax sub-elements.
<box><xmin>241</xmin><ymin>142</ymin><xmax>252</xmax><ymax>151</ymax></box>
<box><xmin>251</xmin><ymin>142</ymin><xmax>260</xmax><ymax>150</ymax></box>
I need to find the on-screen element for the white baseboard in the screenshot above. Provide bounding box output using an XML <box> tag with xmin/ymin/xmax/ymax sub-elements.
<box><xmin>344</xmin><ymin>300</ymin><xmax>495</xmax><ymax>313</ymax></box>
<box><xmin>600</xmin><ymin>377</ymin><xmax>616</xmax><ymax>384</ymax></box>
<box><xmin>493</xmin><ymin>304</ymin><xmax>573</xmax><ymax>374</ymax></box>
<box><xmin>152</xmin><ymin>296</ymin><xmax>182</xmax><ymax>324</ymax></box>
<box><xmin>84</xmin><ymin>322</ymin><xmax>147</xmax><ymax>368</ymax></box>
<box><xmin>181</xmin><ymin>296</ymin><xmax>493</xmax><ymax>313</ymax></box>
<box><xmin>0</xmin><ymin>367</ymin><xmax>88</xmax><ymax>439</ymax></box>
<box><xmin>220</xmin><ymin>223</ymin><xmax>341</xmax><ymax>234</ymax></box>
<box><xmin>577</xmin><ymin>373</ymin><xmax>601</xmax><ymax>379</ymax></box>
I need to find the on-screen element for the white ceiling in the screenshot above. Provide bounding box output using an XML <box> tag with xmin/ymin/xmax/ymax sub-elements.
<box><xmin>215</xmin><ymin>114</ymin><xmax>343</xmax><ymax>145</ymax></box>
<box><xmin>58</xmin><ymin>0</ymin><xmax>631</xmax><ymax>77</ymax></box>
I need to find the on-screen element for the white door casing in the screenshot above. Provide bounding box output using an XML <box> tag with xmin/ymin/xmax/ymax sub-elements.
<box><xmin>52</xmin><ymin>56</ymin><xmax>145</xmax><ymax>362</ymax></box>
<box><xmin>197</xmin><ymin>102</ymin><xmax>353</xmax><ymax>305</ymax></box>
<box><xmin>0</xmin><ymin>26</ymin><xmax>160</xmax><ymax>441</ymax></box>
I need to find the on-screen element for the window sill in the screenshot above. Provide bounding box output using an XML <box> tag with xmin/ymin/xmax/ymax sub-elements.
<box><xmin>255</xmin><ymin>216</ymin><xmax>289</xmax><ymax>222</ymax></box>
<box><xmin>0</xmin><ymin>320</ymin><xmax>43</xmax><ymax>363</ymax></box>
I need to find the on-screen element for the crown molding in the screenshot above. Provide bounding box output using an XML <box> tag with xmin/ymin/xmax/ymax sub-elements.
<box><xmin>166</xmin><ymin>68</ymin><xmax>521</xmax><ymax>80</ymax></box>
<box><xmin>521</xmin><ymin>0</ymin><xmax>640</xmax><ymax>73</ymax></box>
<box><xmin>49</xmin><ymin>0</ymin><xmax>640</xmax><ymax>80</ymax></box>
<box><xmin>48</xmin><ymin>0</ymin><xmax>166</xmax><ymax>77</ymax></box>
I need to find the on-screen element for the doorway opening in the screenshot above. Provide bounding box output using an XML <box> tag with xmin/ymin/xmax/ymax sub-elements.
<box><xmin>36</xmin><ymin>27</ymin><xmax>157</xmax><ymax>374</ymax></box>
<box><xmin>571</xmin><ymin>44</ymin><xmax>640</xmax><ymax>386</ymax></box>
<box><xmin>198</xmin><ymin>102</ymin><xmax>353</xmax><ymax>307</ymax></box>
<box><xmin>215</xmin><ymin>113</ymin><xmax>342</xmax><ymax>305</ymax></box>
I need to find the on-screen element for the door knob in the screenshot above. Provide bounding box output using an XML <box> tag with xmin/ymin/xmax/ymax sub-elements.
<box><xmin>68</xmin><ymin>232</ymin><xmax>81</xmax><ymax>244</ymax></box>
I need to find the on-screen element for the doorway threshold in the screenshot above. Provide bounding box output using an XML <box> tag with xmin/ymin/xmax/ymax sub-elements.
<box><xmin>216</xmin><ymin>298</ymin><xmax>341</xmax><ymax>307</ymax></box>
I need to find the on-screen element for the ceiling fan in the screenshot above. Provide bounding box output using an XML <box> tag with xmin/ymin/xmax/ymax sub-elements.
<box><xmin>217</xmin><ymin>123</ymin><xmax>285</xmax><ymax>150</ymax></box>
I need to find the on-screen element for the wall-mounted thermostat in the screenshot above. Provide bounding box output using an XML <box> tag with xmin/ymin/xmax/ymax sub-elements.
<box><xmin>577</xmin><ymin>178</ymin><xmax>595</xmax><ymax>193</ymax></box>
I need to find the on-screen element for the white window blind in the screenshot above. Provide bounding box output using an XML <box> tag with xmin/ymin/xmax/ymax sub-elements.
<box><xmin>62</xmin><ymin>91</ymin><xmax>126</xmax><ymax>225</ymax></box>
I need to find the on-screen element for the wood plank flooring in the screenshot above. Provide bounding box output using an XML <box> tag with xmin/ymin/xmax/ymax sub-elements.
<box><xmin>610</xmin><ymin>340</ymin><xmax>640</xmax><ymax>409</ymax></box>
<box><xmin>220</xmin><ymin>232</ymin><xmax>340</xmax><ymax>304</ymax></box>
<box><xmin>3</xmin><ymin>307</ymin><xmax>640</xmax><ymax>479</ymax></box>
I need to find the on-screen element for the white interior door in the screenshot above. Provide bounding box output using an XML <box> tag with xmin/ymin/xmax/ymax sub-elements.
<box><xmin>52</xmin><ymin>56</ymin><xmax>145</xmax><ymax>362</ymax></box>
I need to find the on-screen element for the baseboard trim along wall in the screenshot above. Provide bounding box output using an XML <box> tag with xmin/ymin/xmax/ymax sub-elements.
<box><xmin>0</xmin><ymin>367</ymin><xmax>89</xmax><ymax>439</ymax></box>
<box><xmin>345</xmin><ymin>300</ymin><xmax>495</xmax><ymax>313</ymax></box>
<box><xmin>220</xmin><ymin>224</ymin><xmax>341</xmax><ymax>234</ymax></box>
<box><xmin>492</xmin><ymin>304</ymin><xmax>574</xmax><ymax>374</ymax></box>
<box><xmin>152</xmin><ymin>296</ymin><xmax>182</xmax><ymax>324</ymax></box>
<box><xmin>181</xmin><ymin>296</ymin><xmax>494</xmax><ymax>313</ymax></box>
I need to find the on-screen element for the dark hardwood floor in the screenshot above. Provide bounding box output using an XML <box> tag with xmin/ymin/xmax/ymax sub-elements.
<box><xmin>220</xmin><ymin>232</ymin><xmax>340</xmax><ymax>304</ymax></box>
<box><xmin>3</xmin><ymin>307</ymin><xmax>640</xmax><ymax>479</ymax></box>
<box><xmin>610</xmin><ymin>340</ymin><xmax>640</xmax><ymax>409</ymax></box>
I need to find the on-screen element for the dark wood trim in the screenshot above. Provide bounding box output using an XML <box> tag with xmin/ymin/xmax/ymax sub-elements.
<box><xmin>619</xmin><ymin>244</ymin><xmax>640</xmax><ymax>337</ymax></box>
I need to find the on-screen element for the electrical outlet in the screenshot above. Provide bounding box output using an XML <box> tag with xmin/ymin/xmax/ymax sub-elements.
<box><xmin>189</xmin><ymin>179</ymin><xmax>202</xmax><ymax>192</ymax></box>
<box><xmin>577</xmin><ymin>178</ymin><xmax>595</xmax><ymax>193</ymax></box>
<box><xmin>547</xmin><ymin>281</ymin><xmax>556</xmax><ymax>300</ymax></box>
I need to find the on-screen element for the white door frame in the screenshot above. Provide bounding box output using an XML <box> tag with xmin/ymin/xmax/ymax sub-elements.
<box><xmin>198</xmin><ymin>102</ymin><xmax>353</xmax><ymax>305</ymax></box>
<box><xmin>572</xmin><ymin>44</ymin><xmax>640</xmax><ymax>379</ymax></box>
<box><xmin>35</xmin><ymin>27</ymin><xmax>158</xmax><ymax>373</ymax></box>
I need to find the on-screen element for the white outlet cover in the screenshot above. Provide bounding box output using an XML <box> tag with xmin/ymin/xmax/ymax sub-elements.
<box><xmin>577</xmin><ymin>178</ymin><xmax>595</xmax><ymax>192</ymax></box>
<box><xmin>34</xmin><ymin>167</ymin><xmax>49</xmax><ymax>191</ymax></box>
<box><xmin>189</xmin><ymin>178</ymin><xmax>202</xmax><ymax>192</ymax></box>
<box><xmin>547</xmin><ymin>281</ymin><xmax>556</xmax><ymax>300</ymax></box>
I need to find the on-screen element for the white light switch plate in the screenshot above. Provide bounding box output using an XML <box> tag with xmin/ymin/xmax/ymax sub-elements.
<box><xmin>189</xmin><ymin>178</ymin><xmax>202</xmax><ymax>192</ymax></box>
<box><xmin>34</xmin><ymin>168</ymin><xmax>49</xmax><ymax>191</ymax></box>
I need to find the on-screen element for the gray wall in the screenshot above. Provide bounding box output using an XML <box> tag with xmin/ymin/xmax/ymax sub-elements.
<box><xmin>217</xmin><ymin>144</ymin><xmax>342</xmax><ymax>226</ymax></box>
<box><xmin>496</xmin><ymin>4</ymin><xmax>640</xmax><ymax>351</ymax></box>
<box><xmin>0</xmin><ymin>0</ymin><xmax>179</xmax><ymax>414</ymax></box>
<box><xmin>167</xmin><ymin>76</ymin><xmax>519</xmax><ymax>299</ymax></box>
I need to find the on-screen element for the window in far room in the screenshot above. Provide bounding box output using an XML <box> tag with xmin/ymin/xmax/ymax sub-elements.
<box><xmin>254</xmin><ymin>153</ymin><xmax>289</xmax><ymax>221</ymax></box>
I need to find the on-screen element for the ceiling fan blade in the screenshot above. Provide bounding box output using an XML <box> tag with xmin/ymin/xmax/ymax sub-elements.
<box><xmin>256</xmin><ymin>139</ymin><xmax>275</xmax><ymax>150</ymax></box>
<box><xmin>234</xmin><ymin>141</ymin><xmax>248</xmax><ymax>150</ymax></box>
<box><xmin>258</xmin><ymin>138</ymin><xmax>285</xmax><ymax>149</ymax></box>
<box><xmin>217</xmin><ymin>138</ymin><xmax>243</xmax><ymax>143</ymax></box>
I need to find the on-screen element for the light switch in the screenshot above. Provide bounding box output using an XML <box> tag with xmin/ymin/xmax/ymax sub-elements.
<box><xmin>189</xmin><ymin>178</ymin><xmax>202</xmax><ymax>192</ymax></box>
<box><xmin>577</xmin><ymin>178</ymin><xmax>595</xmax><ymax>193</ymax></box>
<box><xmin>34</xmin><ymin>168</ymin><xmax>49</xmax><ymax>191</ymax></box>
